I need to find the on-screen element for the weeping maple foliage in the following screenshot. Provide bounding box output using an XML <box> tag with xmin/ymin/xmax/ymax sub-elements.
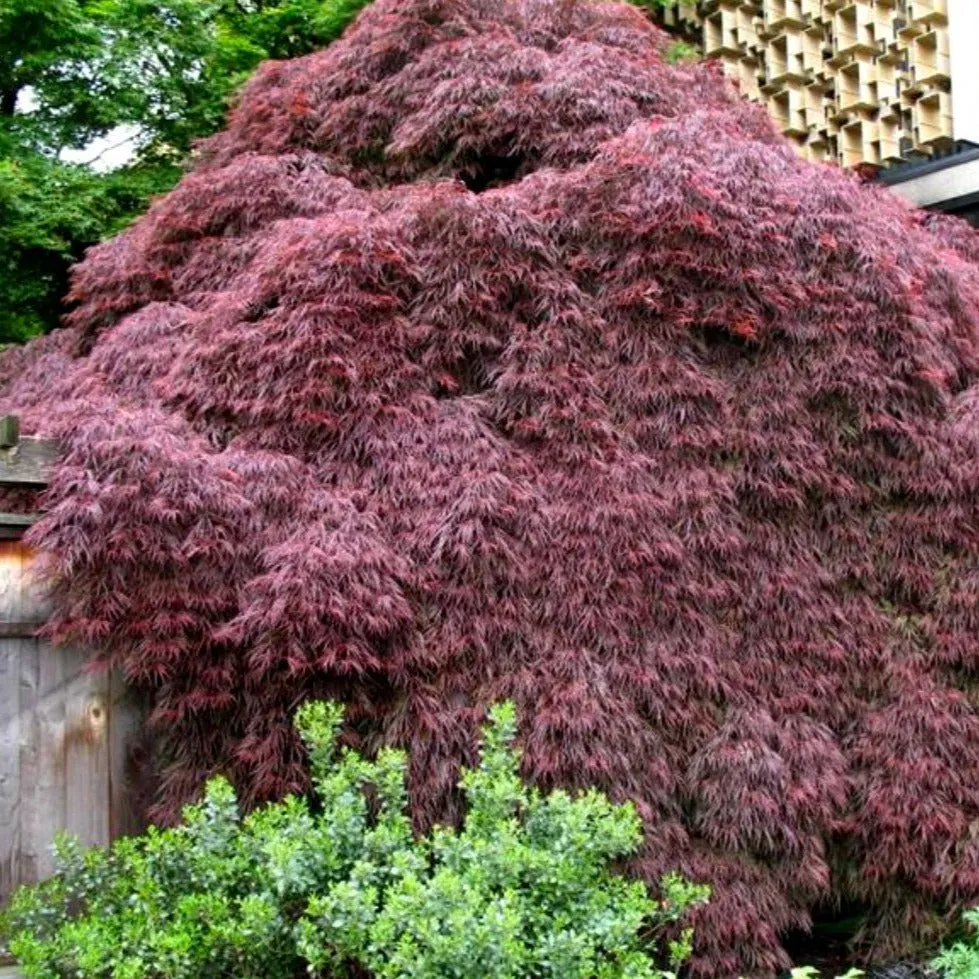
<box><xmin>5</xmin><ymin>0</ymin><xmax>979</xmax><ymax>973</ymax></box>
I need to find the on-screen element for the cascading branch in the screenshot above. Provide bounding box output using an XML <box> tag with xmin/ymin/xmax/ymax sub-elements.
<box><xmin>4</xmin><ymin>0</ymin><xmax>979</xmax><ymax>974</ymax></box>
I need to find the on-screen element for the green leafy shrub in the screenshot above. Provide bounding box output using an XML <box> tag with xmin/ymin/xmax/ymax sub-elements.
<box><xmin>932</xmin><ymin>909</ymin><xmax>979</xmax><ymax>979</ymax></box>
<box><xmin>1</xmin><ymin>701</ymin><xmax>708</xmax><ymax>979</ymax></box>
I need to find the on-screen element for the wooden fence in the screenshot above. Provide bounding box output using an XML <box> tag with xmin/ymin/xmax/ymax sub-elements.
<box><xmin>0</xmin><ymin>420</ymin><xmax>145</xmax><ymax>904</ymax></box>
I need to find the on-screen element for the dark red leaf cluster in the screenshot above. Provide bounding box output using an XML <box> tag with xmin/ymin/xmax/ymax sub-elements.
<box><xmin>5</xmin><ymin>0</ymin><xmax>979</xmax><ymax>973</ymax></box>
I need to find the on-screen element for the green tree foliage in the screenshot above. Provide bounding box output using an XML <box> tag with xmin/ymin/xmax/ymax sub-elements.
<box><xmin>0</xmin><ymin>701</ymin><xmax>709</xmax><ymax>979</ymax></box>
<box><xmin>0</xmin><ymin>0</ymin><xmax>371</xmax><ymax>343</ymax></box>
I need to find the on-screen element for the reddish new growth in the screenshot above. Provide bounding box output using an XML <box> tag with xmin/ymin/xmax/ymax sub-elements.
<box><xmin>5</xmin><ymin>0</ymin><xmax>979</xmax><ymax>973</ymax></box>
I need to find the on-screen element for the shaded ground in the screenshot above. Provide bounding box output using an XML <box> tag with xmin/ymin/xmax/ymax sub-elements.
<box><xmin>786</xmin><ymin>922</ymin><xmax>936</xmax><ymax>978</ymax></box>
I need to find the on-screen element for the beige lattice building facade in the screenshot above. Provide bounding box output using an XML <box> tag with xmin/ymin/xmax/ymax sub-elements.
<box><xmin>658</xmin><ymin>1</ymin><xmax>979</xmax><ymax>172</ymax></box>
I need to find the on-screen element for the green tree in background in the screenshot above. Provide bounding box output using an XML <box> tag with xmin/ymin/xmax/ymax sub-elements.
<box><xmin>0</xmin><ymin>0</ymin><xmax>371</xmax><ymax>343</ymax></box>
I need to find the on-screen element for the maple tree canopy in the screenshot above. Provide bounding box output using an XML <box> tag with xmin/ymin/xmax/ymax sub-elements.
<box><xmin>4</xmin><ymin>0</ymin><xmax>979</xmax><ymax>973</ymax></box>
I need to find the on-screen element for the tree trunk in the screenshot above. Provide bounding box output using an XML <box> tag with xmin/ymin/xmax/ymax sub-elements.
<box><xmin>1</xmin><ymin>87</ymin><xmax>20</xmax><ymax>117</ymax></box>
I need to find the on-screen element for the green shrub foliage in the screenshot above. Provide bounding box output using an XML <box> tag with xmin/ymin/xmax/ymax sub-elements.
<box><xmin>1</xmin><ymin>701</ymin><xmax>708</xmax><ymax>979</ymax></box>
<box><xmin>932</xmin><ymin>909</ymin><xmax>979</xmax><ymax>979</ymax></box>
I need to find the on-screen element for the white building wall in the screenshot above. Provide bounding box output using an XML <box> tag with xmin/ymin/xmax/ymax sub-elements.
<box><xmin>948</xmin><ymin>0</ymin><xmax>979</xmax><ymax>145</ymax></box>
<box><xmin>885</xmin><ymin>156</ymin><xmax>979</xmax><ymax>207</ymax></box>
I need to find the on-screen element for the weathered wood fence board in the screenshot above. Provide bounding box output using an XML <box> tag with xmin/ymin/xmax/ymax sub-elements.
<box><xmin>0</xmin><ymin>541</ymin><xmax>144</xmax><ymax>903</ymax></box>
<box><xmin>0</xmin><ymin>418</ymin><xmax>145</xmax><ymax>905</ymax></box>
<box><xmin>0</xmin><ymin>637</ymin><xmax>19</xmax><ymax>898</ymax></box>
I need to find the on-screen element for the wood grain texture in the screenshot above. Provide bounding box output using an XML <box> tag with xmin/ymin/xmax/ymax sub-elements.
<box><xmin>0</xmin><ymin>639</ymin><xmax>20</xmax><ymax>900</ymax></box>
<box><xmin>0</xmin><ymin>544</ymin><xmax>26</xmax><ymax>625</ymax></box>
<box><xmin>0</xmin><ymin>545</ymin><xmax>143</xmax><ymax>902</ymax></box>
<box><xmin>109</xmin><ymin>672</ymin><xmax>148</xmax><ymax>840</ymax></box>
<box><xmin>0</xmin><ymin>542</ymin><xmax>50</xmax><ymax>625</ymax></box>
<box><xmin>26</xmin><ymin>638</ymin><xmax>68</xmax><ymax>884</ymax></box>
<box><xmin>15</xmin><ymin>635</ymin><xmax>41</xmax><ymax>889</ymax></box>
<box><xmin>65</xmin><ymin>650</ymin><xmax>110</xmax><ymax>851</ymax></box>
<box><xmin>0</xmin><ymin>515</ymin><xmax>36</xmax><ymax>530</ymax></box>
<box><xmin>0</xmin><ymin>438</ymin><xmax>58</xmax><ymax>487</ymax></box>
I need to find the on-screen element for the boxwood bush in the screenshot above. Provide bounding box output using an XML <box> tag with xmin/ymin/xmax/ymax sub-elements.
<box><xmin>1</xmin><ymin>701</ymin><xmax>708</xmax><ymax>979</ymax></box>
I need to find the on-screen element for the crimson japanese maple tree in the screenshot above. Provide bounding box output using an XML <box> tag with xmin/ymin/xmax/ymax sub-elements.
<box><xmin>4</xmin><ymin>0</ymin><xmax>979</xmax><ymax>973</ymax></box>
